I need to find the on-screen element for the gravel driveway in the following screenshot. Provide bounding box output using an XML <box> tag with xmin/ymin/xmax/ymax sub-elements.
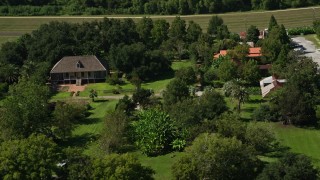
<box><xmin>291</xmin><ymin>36</ymin><xmax>320</xmax><ymax>65</ymax></box>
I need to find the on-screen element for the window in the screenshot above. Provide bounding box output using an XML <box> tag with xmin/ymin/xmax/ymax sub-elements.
<box><xmin>77</xmin><ymin>63</ymin><xmax>80</xmax><ymax>68</ymax></box>
<box><xmin>81</xmin><ymin>72</ymin><xmax>84</xmax><ymax>77</ymax></box>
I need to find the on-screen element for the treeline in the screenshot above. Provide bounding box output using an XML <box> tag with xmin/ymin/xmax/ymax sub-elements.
<box><xmin>0</xmin><ymin>0</ymin><xmax>319</xmax><ymax>15</ymax></box>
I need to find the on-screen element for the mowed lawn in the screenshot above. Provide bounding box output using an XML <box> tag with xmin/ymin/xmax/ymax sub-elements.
<box><xmin>0</xmin><ymin>6</ymin><xmax>319</xmax><ymax>45</ymax></box>
<box><xmin>272</xmin><ymin>123</ymin><xmax>320</xmax><ymax>167</ymax></box>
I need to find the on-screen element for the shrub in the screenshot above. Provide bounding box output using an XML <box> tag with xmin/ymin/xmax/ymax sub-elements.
<box><xmin>70</xmin><ymin>91</ymin><xmax>75</xmax><ymax>97</ymax></box>
<box><xmin>133</xmin><ymin>109</ymin><xmax>185</xmax><ymax>156</ymax></box>
<box><xmin>251</xmin><ymin>104</ymin><xmax>278</xmax><ymax>122</ymax></box>
<box><xmin>287</xmin><ymin>26</ymin><xmax>315</xmax><ymax>36</ymax></box>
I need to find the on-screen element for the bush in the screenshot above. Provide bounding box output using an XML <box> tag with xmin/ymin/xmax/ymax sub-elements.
<box><xmin>133</xmin><ymin>109</ymin><xmax>184</xmax><ymax>156</ymax></box>
<box><xmin>251</xmin><ymin>104</ymin><xmax>278</xmax><ymax>122</ymax></box>
<box><xmin>70</xmin><ymin>91</ymin><xmax>75</xmax><ymax>97</ymax></box>
<box><xmin>107</xmin><ymin>73</ymin><xmax>124</xmax><ymax>85</ymax></box>
<box><xmin>287</xmin><ymin>26</ymin><xmax>315</xmax><ymax>36</ymax></box>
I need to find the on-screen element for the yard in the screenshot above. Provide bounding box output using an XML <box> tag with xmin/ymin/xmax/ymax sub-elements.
<box><xmin>48</xmin><ymin>59</ymin><xmax>320</xmax><ymax>178</ymax></box>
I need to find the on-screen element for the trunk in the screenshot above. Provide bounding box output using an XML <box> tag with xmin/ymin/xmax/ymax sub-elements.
<box><xmin>238</xmin><ymin>100</ymin><xmax>241</xmax><ymax>113</ymax></box>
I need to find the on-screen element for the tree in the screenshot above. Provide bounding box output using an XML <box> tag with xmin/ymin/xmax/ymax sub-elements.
<box><xmin>136</xmin><ymin>17</ymin><xmax>153</xmax><ymax>45</ymax></box>
<box><xmin>132</xmin><ymin>88</ymin><xmax>154</xmax><ymax>108</ymax></box>
<box><xmin>244</xmin><ymin>122</ymin><xmax>277</xmax><ymax>154</ymax></box>
<box><xmin>272</xmin><ymin>58</ymin><xmax>319</xmax><ymax>125</ymax></box>
<box><xmin>0</xmin><ymin>134</ymin><xmax>60</xmax><ymax>179</ymax></box>
<box><xmin>52</xmin><ymin>101</ymin><xmax>86</xmax><ymax>140</ymax></box>
<box><xmin>0</xmin><ymin>78</ymin><xmax>51</xmax><ymax>140</ymax></box>
<box><xmin>163</xmin><ymin>78</ymin><xmax>190</xmax><ymax>107</ymax></box>
<box><xmin>314</xmin><ymin>19</ymin><xmax>320</xmax><ymax>39</ymax></box>
<box><xmin>186</xmin><ymin>20</ymin><xmax>202</xmax><ymax>43</ymax></box>
<box><xmin>240</xmin><ymin>59</ymin><xmax>260</xmax><ymax>84</ymax></box>
<box><xmin>89</xmin><ymin>89</ymin><xmax>98</xmax><ymax>101</ymax></box>
<box><xmin>151</xmin><ymin>19</ymin><xmax>170</xmax><ymax>47</ymax></box>
<box><xmin>172</xmin><ymin>133</ymin><xmax>261</xmax><ymax>180</ymax></box>
<box><xmin>115</xmin><ymin>95</ymin><xmax>136</xmax><ymax>115</ymax></box>
<box><xmin>216</xmin><ymin>24</ymin><xmax>230</xmax><ymax>40</ymax></box>
<box><xmin>91</xmin><ymin>154</ymin><xmax>154</xmax><ymax>179</ymax></box>
<box><xmin>257</xmin><ymin>153</ymin><xmax>319</xmax><ymax>180</ymax></box>
<box><xmin>167</xmin><ymin>91</ymin><xmax>228</xmax><ymax>141</ymax></box>
<box><xmin>246</xmin><ymin>25</ymin><xmax>260</xmax><ymax>43</ymax></box>
<box><xmin>223</xmin><ymin>79</ymin><xmax>249</xmax><ymax>112</ymax></box>
<box><xmin>268</xmin><ymin>15</ymin><xmax>278</xmax><ymax>32</ymax></box>
<box><xmin>100</xmin><ymin>110</ymin><xmax>129</xmax><ymax>154</ymax></box>
<box><xmin>168</xmin><ymin>16</ymin><xmax>187</xmax><ymax>41</ymax></box>
<box><xmin>175</xmin><ymin>67</ymin><xmax>197</xmax><ymax>85</ymax></box>
<box><xmin>133</xmin><ymin>109</ymin><xmax>184</xmax><ymax>156</ymax></box>
<box><xmin>59</xmin><ymin>148</ymin><xmax>93</xmax><ymax>179</ymax></box>
<box><xmin>217</xmin><ymin>58</ymin><xmax>238</xmax><ymax>81</ymax></box>
<box><xmin>207</xmin><ymin>15</ymin><xmax>224</xmax><ymax>36</ymax></box>
<box><xmin>229</xmin><ymin>44</ymin><xmax>249</xmax><ymax>60</ymax></box>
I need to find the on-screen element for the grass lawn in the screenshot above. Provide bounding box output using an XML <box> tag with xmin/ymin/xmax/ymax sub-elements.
<box><xmin>171</xmin><ymin>60</ymin><xmax>194</xmax><ymax>71</ymax></box>
<box><xmin>272</xmin><ymin>123</ymin><xmax>320</xmax><ymax>167</ymax></box>
<box><xmin>134</xmin><ymin>151</ymin><xmax>185</xmax><ymax>180</ymax></box>
<box><xmin>304</xmin><ymin>34</ymin><xmax>320</xmax><ymax>48</ymax></box>
<box><xmin>77</xmin><ymin>61</ymin><xmax>194</xmax><ymax>97</ymax></box>
<box><xmin>71</xmin><ymin>99</ymin><xmax>118</xmax><ymax>157</ymax></box>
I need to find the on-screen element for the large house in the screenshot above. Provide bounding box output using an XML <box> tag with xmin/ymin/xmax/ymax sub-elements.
<box><xmin>50</xmin><ymin>56</ymin><xmax>108</xmax><ymax>85</ymax></box>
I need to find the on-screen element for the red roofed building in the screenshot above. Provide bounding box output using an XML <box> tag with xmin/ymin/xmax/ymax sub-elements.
<box><xmin>213</xmin><ymin>47</ymin><xmax>262</xmax><ymax>59</ymax></box>
<box><xmin>248</xmin><ymin>47</ymin><xmax>262</xmax><ymax>58</ymax></box>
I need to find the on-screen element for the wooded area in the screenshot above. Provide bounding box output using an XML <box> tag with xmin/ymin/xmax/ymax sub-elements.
<box><xmin>0</xmin><ymin>0</ymin><xmax>319</xmax><ymax>15</ymax></box>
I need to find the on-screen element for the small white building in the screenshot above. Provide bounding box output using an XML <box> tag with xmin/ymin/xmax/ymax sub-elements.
<box><xmin>260</xmin><ymin>76</ymin><xmax>286</xmax><ymax>97</ymax></box>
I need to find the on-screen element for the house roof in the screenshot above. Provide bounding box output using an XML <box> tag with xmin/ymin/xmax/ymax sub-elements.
<box><xmin>248</xmin><ymin>47</ymin><xmax>262</xmax><ymax>57</ymax></box>
<box><xmin>50</xmin><ymin>56</ymin><xmax>107</xmax><ymax>73</ymax></box>
<box><xmin>260</xmin><ymin>76</ymin><xmax>286</xmax><ymax>97</ymax></box>
<box><xmin>213</xmin><ymin>47</ymin><xmax>262</xmax><ymax>59</ymax></box>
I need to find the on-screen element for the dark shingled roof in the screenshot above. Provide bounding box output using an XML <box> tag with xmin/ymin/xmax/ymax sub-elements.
<box><xmin>50</xmin><ymin>56</ymin><xmax>107</xmax><ymax>73</ymax></box>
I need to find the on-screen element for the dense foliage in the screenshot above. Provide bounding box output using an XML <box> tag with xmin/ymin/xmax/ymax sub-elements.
<box><xmin>172</xmin><ymin>133</ymin><xmax>262</xmax><ymax>180</ymax></box>
<box><xmin>257</xmin><ymin>153</ymin><xmax>319</xmax><ymax>180</ymax></box>
<box><xmin>0</xmin><ymin>134</ymin><xmax>60</xmax><ymax>179</ymax></box>
<box><xmin>133</xmin><ymin>109</ymin><xmax>184</xmax><ymax>156</ymax></box>
<box><xmin>0</xmin><ymin>0</ymin><xmax>319</xmax><ymax>15</ymax></box>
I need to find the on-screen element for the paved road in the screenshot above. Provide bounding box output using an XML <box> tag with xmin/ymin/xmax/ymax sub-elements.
<box><xmin>291</xmin><ymin>36</ymin><xmax>320</xmax><ymax>65</ymax></box>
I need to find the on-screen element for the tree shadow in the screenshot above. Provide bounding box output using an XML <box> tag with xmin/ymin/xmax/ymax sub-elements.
<box><xmin>60</xmin><ymin>133</ymin><xmax>99</xmax><ymax>148</ymax></box>
<box><xmin>77</xmin><ymin>117</ymin><xmax>101</xmax><ymax>125</ymax></box>
<box><xmin>248</xmin><ymin>98</ymin><xmax>266</xmax><ymax>104</ymax></box>
<box><xmin>93</xmin><ymin>99</ymin><xmax>109</xmax><ymax>103</ymax></box>
<box><xmin>144</xmin><ymin>69</ymin><xmax>175</xmax><ymax>83</ymax></box>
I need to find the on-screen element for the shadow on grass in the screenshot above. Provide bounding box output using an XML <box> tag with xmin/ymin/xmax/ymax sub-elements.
<box><xmin>93</xmin><ymin>99</ymin><xmax>109</xmax><ymax>103</ymax></box>
<box><xmin>77</xmin><ymin>117</ymin><xmax>101</xmax><ymax>125</ymax></box>
<box><xmin>248</xmin><ymin>98</ymin><xmax>266</xmax><ymax>104</ymax></box>
<box><xmin>144</xmin><ymin>69</ymin><xmax>175</xmax><ymax>83</ymax></box>
<box><xmin>59</xmin><ymin>133</ymin><xmax>99</xmax><ymax>148</ymax></box>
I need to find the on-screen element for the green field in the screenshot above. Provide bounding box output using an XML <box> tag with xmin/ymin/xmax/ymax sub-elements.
<box><xmin>304</xmin><ymin>34</ymin><xmax>320</xmax><ymax>48</ymax></box>
<box><xmin>273</xmin><ymin>123</ymin><xmax>320</xmax><ymax>167</ymax></box>
<box><xmin>0</xmin><ymin>6</ymin><xmax>319</xmax><ymax>45</ymax></box>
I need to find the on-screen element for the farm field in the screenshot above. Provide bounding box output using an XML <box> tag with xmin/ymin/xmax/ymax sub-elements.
<box><xmin>0</xmin><ymin>6</ymin><xmax>319</xmax><ymax>45</ymax></box>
